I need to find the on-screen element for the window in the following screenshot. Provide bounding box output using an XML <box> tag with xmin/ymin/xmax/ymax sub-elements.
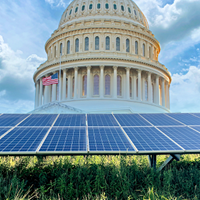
<box><xmin>121</xmin><ymin>5</ymin><xmax>124</xmax><ymax>11</ymax></box>
<box><xmin>135</xmin><ymin>41</ymin><xmax>138</xmax><ymax>55</ymax></box>
<box><xmin>82</xmin><ymin>5</ymin><xmax>85</xmax><ymax>11</ymax></box>
<box><xmin>65</xmin><ymin>12</ymin><xmax>68</xmax><ymax>17</ymax></box>
<box><xmin>75</xmin><ymin>38</ymin><xmax>79</xmax><ymax>52</ymax></box>
<box><xmin>116</xmin><ymin>37</ymin><xmax>120</xmax><ymax>51</ymax></box>
<box><xmin>69</xmin><ymin>9</ymin><xmax>72</xmax><ymax>15</ymax></box>
<box><xmin>113</xmin><ymin>4</ymin><xmax>117</xmax><ymax>10</ymax></box>
<box><xmin>134</xmin><ymin>10</ymin><xmax>137</xmax><ymax>16</ymax></box>
<box><xmin>75</xmin><ymin>7</ymin><xmax>78</xmax><ymax>13</ymax></box>
<box><xmin>149</xmin><ymin>46</ymin><xmax>151</xmax><ymax>59</ymax></box>
<box><xmin>117</xmin><ymin>75</ymin><xmax>122</xmax><ymax>96</ymax></box>
<box><xmin>126</xmin><ymin>39</ymin><xmax>130</xmax><ymax>53</ymax></box>
<box><xmin>95</xmin><ymin>36</ymin><xmax>99</xmax><ymax>50</ymax></box>
<box><xmin>67</xmin><ymin>40</ymin><xmax>70</xmax><ymax>54</ymax></box>
<box><xmin>85</xmin><ymin>37</ymin><xmax>89</xmax><ymax>51</ymax></box>
<box><xmin>105</xmin><ymin>3</ymin><xmax>109</xmax><ymax>9</ymax></box>
<box><xmin>82</xmin><ymin>75</ymin><xmax>87</xmax><ymax>96</ymax></box>
<box><xmin>130</xmin><ymin>77</ymin><xmax>132</xmax><ymax>97</ymax></box>
<box><xmin>54</xmin><ymin>46</ymin><xmax>56</xmax><ymax>57</ymax></box>
<box><xmin>94</xmin><ymin>75</ymin><xmax>99</xmax><ymax>95</ymax></box>
<box><xmin>89</xmin><ymin>4</ymin><xmax>93</xmax><ymax>9</ymax></box>
<box><xmin>143</xmin><ymin>44</ymin><xmax>145</xmax><ymax>57</ymax></box>
<box><xmin>145</xmin><ymin>81</ymin><xmax>148</xmax><ymax>101</ymax></box>
<box><xmin>106</xmin><ymin>36</ymin><xmax>110</xmax><ymax>50</ymax></box>
<box><xmin>60</xmin><ymin>43</ymin><xmax>63</xmax><ymax>55</ymax></box>
<box><xmin>105</xmin><ymin>75</ymin><xmax>110</xmax><ymax>95</ymax></box>
<box><xmin>97</xmin><ymin>3</ymin><xmax>101</xmax><ymax>9</ymax></box>
<box><xmin>136</xmin><ymin>79</ymin><xmax>138</xmax><ymax>97</ymax></box>
<box><xmin>128</xmin><ymin>7</ymin><xmax>131</xmax><ymax>13</ymax></box>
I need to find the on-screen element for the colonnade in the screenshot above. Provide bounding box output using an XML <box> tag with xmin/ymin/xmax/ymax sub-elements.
<box><xmin>35</xmin><ymin>66</ymin><xmax>170</xmax><ymax>110</ymax></box>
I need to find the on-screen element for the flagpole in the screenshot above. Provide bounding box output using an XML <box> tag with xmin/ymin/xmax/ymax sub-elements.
<box><xmin>59</xmin><ymin>52</ymin><xmax>61</xmax><ymax>102</ymax></box>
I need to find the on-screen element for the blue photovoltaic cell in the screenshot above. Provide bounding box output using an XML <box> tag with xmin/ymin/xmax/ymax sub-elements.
<box><xmin>124</xmin><ymin>127</ymin><xmax>182</xmax><ymax>151</ymax></box>
<box><xmin>158</xmin><ymin>126</ymin><xmax>200</xmax><ymax>150</ymax></box>
<box><xmin>54</xmin><ymin>114</ymin><xmax>86</xmax><ymax>126</ymax></box>
<box><xmin>0</xmin><ymin>114</ymin><xmax>29</xmax><ymax>127</ymax></box>
<box><xmin>88</xmin><ymin>127</ymin><xmax>135</xmax><ymax>151</ymax></box>
<box><xmin>0</xmin><ymin>128</ymin><xmax>10</xmax><ymax>137</ymax></box>
<box><xmin>192</xmin><ymin>113</ymin><xmax>200</xmax><ymax>119</ymax></box>
<box><xmin>141</xmin><ymin>114</ymin><xmax>183</xmax><ymax>126</ymax></box>
<box><xmin>0</xmin><ymin>127</ymin><xmax>48</xmax><ymax>152</ymax></box>
<box><xmin>87</xmin><ymin>114</ymin><xmax>119</xmax><ymax>126</ymax></box>
<box><xmin>166</xmin><ymin>113</ymin><xmax>200</xmax><ymax>125</ymax></box>
<box><xmin>114</xmin><ymin>114</ymin><xmax>151</xmax><ymax>127</ymax></box>
<box><xmin>40</xmin><ymin>127</ymin><xmax>86</xmax><ymax>152</ymax></box>
<box><xmin>19</xmin><ymin>114</ymin><xmax>57</xmax><ymax>127</ymax></box>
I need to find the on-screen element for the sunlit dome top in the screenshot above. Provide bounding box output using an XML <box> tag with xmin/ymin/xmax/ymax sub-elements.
<box><xmin>59</xmin><ymin>0</ymin><xmax>149</xmax><ymax>29</ymax></box>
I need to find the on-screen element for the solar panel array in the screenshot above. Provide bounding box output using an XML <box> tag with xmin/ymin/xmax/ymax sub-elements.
<box><xmin>0</xmin><ymin>113</ymin><xmax>200</xmax><ymax>155</ymax></box>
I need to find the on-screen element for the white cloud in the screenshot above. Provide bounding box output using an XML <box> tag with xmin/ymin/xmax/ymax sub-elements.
<box><xmin>0</xmin><ymin>35</ymin><xmax>45</xmax><ymax>113</ymax></box>
<box><xmin>170</xmin><ymin>66</ymin><xmax>200</xmax><ymax>112</ymax></box>
<box><xmin>45</xmin><ymin>0</ymin><xmax>66</xmax><ymax>7</ymax></box>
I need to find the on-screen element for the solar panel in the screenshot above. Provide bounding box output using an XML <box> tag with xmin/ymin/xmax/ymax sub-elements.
<box><xmin>0</xmin><ymin>128</ymin><xmax>10</xmax><ymax>137</ymax></box>
<box><xmin>87</xmin><ymin>114</ymin><xmax>119</xmax><ymax>126</ymax></box>
<box><xmin>166</xmin><ymin>113</ymin><xmax>200</xmax><ymax>125</ymax></box>
<box><xmin>19</xmin><ymin>114</ymin><xmax>57</xmax><ymax>127</ymax></box>
<box><xmin>141</xmin><ymin>114</ymin><xmax>183</xmax><ymax>126</ymax></box>
<box><xmin>191</xmin><ymin>113</ymin><xmax>200</xmax><ymax>119</ymax></box>
<box><xmin>114</xmin><ymin>114</ymin><xmax>151</xmax><ymax>127</ymax></box>
<box><xmin>54</xmin><ymin>114</ymin><xmax>86</xmax><ymax>126</ymax></box>
<box><xmin>158</xmin><ymin>126</ymin><xmax>200</xmax><ymax>150</ymax></box>
<box><xmin>0</xmin><ymin>114</ymin><xmax>29</xmax><ymax>127</ymax></box>
<box><xmin>0</xmin><ymin>127</ymin><xmax>49</xmax><ymax>152</ymax></box>
<box><xmin>124</xmin><ymin>127</ymin><xmax>182</xmax><ymax>152</ymax></box>
<box><xmin>88</xmin><ymin>127</ymin><xmax>135</xmax><ymax>152</ymax></box>
<box><xmin>39</xmin><ymin>127</ymin><xmax>86</xmax><ymax>152</ymax></box>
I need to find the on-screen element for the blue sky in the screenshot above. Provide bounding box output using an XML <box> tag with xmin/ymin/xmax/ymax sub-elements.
<box><xmin>0</xmin><ymin>0</ymin><xmax>200</xmax><ymax>113</ymax></box>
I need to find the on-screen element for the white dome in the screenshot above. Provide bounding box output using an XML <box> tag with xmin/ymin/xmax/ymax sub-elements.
<box><xmin>59</xmin><ymin>0</ymin><xmax>149</xmax><ymax>29</ymax></box>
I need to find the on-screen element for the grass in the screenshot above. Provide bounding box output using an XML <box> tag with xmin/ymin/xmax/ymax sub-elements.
<box><xmin>0</xmin><ymin>154</ymin><xmax>200</xmax><ymax>199</ymax></box>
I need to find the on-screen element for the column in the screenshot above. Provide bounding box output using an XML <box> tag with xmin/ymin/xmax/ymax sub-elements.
<box><xmin>162</xmin><ymin>78</ymin><xmax>165</xmax><ymax>107</ymax></box>
<box><xmin>39</xmin><ymin>78</ymin><xmax>43</xmax><ymax>106</ymax></box>
<box><xmin>168</xmin><ymin>84</ymin><xmax>170</xmax><ymax>109</ymax></box>
<box><xmin>113</xmin><ymin>66</ymin><xmax>118</xmax><ymax>98</ymax></box>
<box><xmin>35</xmin><ymin>82</ymin><xmax>38</xmax><ymax>108</ymax></box>
<box><xmin>87</xmin><ymin>66</ymin><xmax>91</xmax><ymax>98</ymax></box>
<box><xmin>133</xmin><ymin>73</ymin><xmax>137</xmax><ymax>100</ymax></box>
<box><xmin>62</xmin><ymin>69</ymin><xmax>67</xmax><ymax>100</ymax></box>
<box><xmin>68</xmin><ymin>72</ymin><xmax>71</xmax><ymax>100</ymax></box>
<box><xmin>126</xmin><ymin>68</ymin><xmax>130</xmax><ymax>99</ymax></box>
<box><xmin>74</xmin><ymin>67</ymin><xmax>78</xmax><ymax>99</ymax></box>
<box><xmin>137</xmin><ymin>70</ymin><xmax>142</xmax><ymax>101</ymax></box>
<box><xmin>100</xmin><ymin>65</ymin><xmax>104</xmax><ymax>98</ymax></box>
<box><xmin>52</xmin><ymin>72</ymin><xmax>57</xmax><ymax>101</ymax></box>
<box><xmin>155</xmin><ymin>75</ymin><xmax>160</xmax><ymax>105</ymax></box>
<box><xmin>148</xmin><ymin>72</ymin><xmax>152</xmax><ymax>103</ymax></box>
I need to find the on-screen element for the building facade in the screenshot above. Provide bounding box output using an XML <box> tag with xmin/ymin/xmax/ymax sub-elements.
<box><xmin>33</xmin><ymin>0</ymin><xmax>171</xmax><ymax>114</ymax></box>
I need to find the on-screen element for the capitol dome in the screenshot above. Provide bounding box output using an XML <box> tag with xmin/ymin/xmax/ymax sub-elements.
<box><xmin>33</xmin><ymin>0</ymin><xmax>171</xmax><ymax>114</ymax></box>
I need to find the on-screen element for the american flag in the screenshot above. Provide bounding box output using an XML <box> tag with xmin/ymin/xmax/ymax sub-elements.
<box><xmin>42</xmin><ymin>73</ymin><xmax>58</xmax><ymax>86</ymax></box>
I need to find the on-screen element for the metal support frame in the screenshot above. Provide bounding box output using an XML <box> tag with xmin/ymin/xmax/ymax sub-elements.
<box><xmin>148</xmin><ymin>154</ymin><xmax>181</xmax><ymax>171</ymax></box>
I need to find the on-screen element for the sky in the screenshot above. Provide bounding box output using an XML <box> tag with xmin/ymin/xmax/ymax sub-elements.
<box><xmin>0</xmin><ymin>0</ymin><xmax>200</xmax><ymax>113</ymax></box>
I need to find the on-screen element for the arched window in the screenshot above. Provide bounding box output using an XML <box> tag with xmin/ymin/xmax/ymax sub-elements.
<box><xmin>106</xmin><ymin>36</ymin><xmax>110</xmax><ymax>50</ymax></box>
<box><xmin>75</xmin><ymin>38</ymin><xmax>79</xmax><ymax>52</ymax></box>
<box><xmin>82</xmin><ymin>75</ymin><xmax>87</xmax><ymax>96</ymax></box>
<box><xmin>135</xmin><ymin>41</ymin><xmax>138</xmax><ymax>55</ymax></box>
<box><xmin>60</xmin><ymin>43</ymin><xmax>63</xmax><ymax>55</ymax></box>
<box><xmin>105</xmin><ymin>3</ymin><xmax>109</xmax><ymax>9</ymax></box>
<box><xmin>75</xmin><ymin>7</ymin><xmax>78</xmax><ymax>13</ymax></box>
<box><xmin>152</xmin><ymin>83</ymin><xmax>154</xmax><ymax>103</ymax></box>
<box><xmin>89</xmin><ymin>4</ymin><xmax>93</xmax><ymax>9</ymax></box>
<box><xmin>67</xmin><ymin>40</ymin><xmax>70</xmax><ymax>54</ymax></box>
<box><xmin>117</xmin><ymin>75</ymin><xmax>122</xmax><ymax>96</ymax></box>
<box><xmin>54</xmin><ymin>46</ymin><xmax>56</xmax><ymax>58</ymax></box>
<box><xmin>136</xmin><ymin>79</ymin><xmax>138</xmax><ymax>98</ymax></box>
<box><xmin>82</xmin><ymin>5</ymin><xmax>85</xmax><ymax>11</ymax></box>
<box><xmin>97</xmin><ymin>3</ymin><xmax>101</xmax><ymax>9</ymax></box>
<box><xmin>105</xmin><ymin>75</ymin><xmax>110</xmax><ymax>95</ymax></box>
<box><xmin>94</xmin><ymin>75</ymin><xmax>99</xmax><ymax>95</ymax></box>
<box><xmin>121</xmin><ymin>5</ymin><xmax>124</xmax><ymax>11</ymax></box>
<box><xmin>85</xmin><ymin>37</ymin><xmax>89</xmax><ymax>51</ymax></box>
<box><xmin>116</xmin><ymin>37</ymin><xmax>120</xmax><ymax>51</ymax></box>
<box><xmin>69</xmin><ymin>9</ymin><xmax>72</xmax><ymax>15</ymax></box>
<box><xmin>134</xmin><ymin>10</ymin><xmax>137</xmax><ymax>16</ymax></box>
<box><xmin>143</xmin><ymin>44</ymin><xmax>145</xmax><ymax>57</ymax></box>
<box><xmin>95</xmin><ymin>36</ymin><xmax>99</xmax><ymax>50</ymax></box>
<box><xmin>130</xmin><ymin>77</ymin><xmax>132</xmax><ymax>97</ymax></box>
<box><xmin>126</xmin><ymin>39</ymin><xmax>130</xmax><ymax>53</ymax></box>
<box><xmin>145</xmin><ymin>81</ymin><xmax>148</xmax><ymax>101</ymax></box>
<box><xmin>149</xmin><ymin>46</ymin><xmax>151</xmax><ymax>59</ymax></box>
<box><xmin>128</xmin><ymin>7</ymin><xmax>131</xmax><ymax>13</ymax></box>
<box><xmin>113</xmin><ymin>4</ymin><xmax>117</xmax><ymax>10</ymax></box>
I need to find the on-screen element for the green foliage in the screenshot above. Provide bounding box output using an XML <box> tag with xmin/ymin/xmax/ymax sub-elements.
<box><xmin>0</xmin><ymin>155</ymin><xmax>200</xmax><ymax>199</ymax></box>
